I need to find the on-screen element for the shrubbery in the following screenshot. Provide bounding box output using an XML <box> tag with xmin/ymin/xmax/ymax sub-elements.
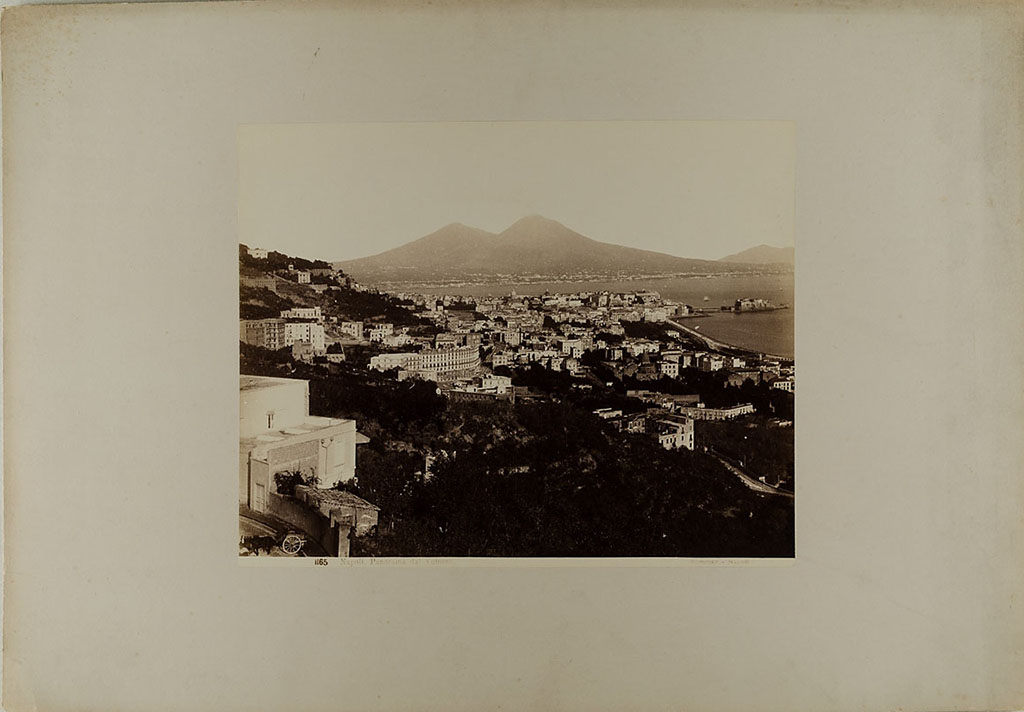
<box><xmin>274</xmin><ymin>470</ymin><xmax>319</xmax><ymax>496</ymax></box>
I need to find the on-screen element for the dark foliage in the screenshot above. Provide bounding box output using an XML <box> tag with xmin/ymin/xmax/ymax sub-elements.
<box><xmin>239</xmin><ymin>286</ymin><xmax>296</xmax><ymax>320</ymax></box>
<box><xmin>699</xmin><ymin>418</ymin><xmax>794</xmax><ymax>489</ymax></box>
<box><xmin>509</xmin><ymin>363</ymin><xmax>586</xmax><ymax>397</ymax></box>
<box><xmin>620</xmin><ymin>320</ymin><xmax>678</xmax><ymax>342</ymax></box>
<box><xmin>239</xmin><ymin>244</ymin><xmax>332</xmax><ymax>272</ymax></box>
<box><xmin>325</xmin><ymin>288</ymin><xmax>435</xmax><ymax>329</ymax></box>
<box><xmin>240</xmin><ymin>342</ymin><xmax>294</xmax><ymax>371</ymax></box>
<box><xmin>595</xmin><ymin>331</ymin><xmax>625</xmax><ymax>345</ymax></box>
<box><xmin>274</xmin><ymin>470</ymin><xmax>312</xmax><ymax>497</ymax></box>
<box><xmin>352</xmin><ymin>398</ymin><xmax>794</xmax><ymax>558</ymax></box>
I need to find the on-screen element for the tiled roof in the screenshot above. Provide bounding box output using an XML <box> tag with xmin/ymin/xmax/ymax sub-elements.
<box><xmin>297</xmin><ymin>486</ymin><xmax>379</xmax><ymax>511</ymax></box>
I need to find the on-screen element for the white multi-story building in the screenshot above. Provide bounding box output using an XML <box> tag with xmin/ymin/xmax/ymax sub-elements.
<box><xmin>247</xmin><ymin>246</ymin><xmax>268</xmax><ymax>259</ymax></box>
<box><xmin>284</xmin><ymin>322</ymin><xmax>326</xmax><ymax>353</ymax></box>
<box><xmin>676</xmin><ymin>403</ymin><xmax>755</xmax><ymax>421</ymax></box>
<box><xmin>479</xmin><ymin>375</ymin><xmax>512</xmax><ymax>394</ymax></box>
<box><xmin>239</xmin><ymin>375</ymin><xmax>377</xmax><ymax>556</ymax></box>
<box><xmin>369</xmin><ymin>352</ymin><xmax>419</xmax><ymax>371</ymax></box>
<box><xmin>625</xmin><ymin>340</ymin><xmax>661</xmax><ymax>357</ymax></box>
<box><xmin>296</xmin><ymin>271</ymin><xmax>311</xmax><ymax>284</ymax></box>
<box><xmin>370</xmin><ymin>345</ymin><xmax>480</xmax><ymax>381</ymax></box>
<box><xmin>660</xmin><ymin>360</ymin><xmax>679</xmax><ymax>378</ymax></box>
<box><xmin>418</xmin><ymin>345</ymin><xmax>480</xmax><ymax>376</ymax></box>
<box><xmin>239</xmin><ymin>375</ymin><xmax>363</xmax><ymax>508</ymax></box>
<box><xmin>651</xmin><ymin>417</ymin><xmax>695</xmax><ymax>451</ymax></box>
<box><xmin>771</xmin><ymin>377</ymin><xmax>794</xmax><ymax>392</ymax></box>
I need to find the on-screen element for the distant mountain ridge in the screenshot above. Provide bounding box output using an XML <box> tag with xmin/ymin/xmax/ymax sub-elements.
<box><xmin>719</xmin><ymin>244</ymin><xmax>794</xmax><ymax>264</ymax></box>
<box><xmin>336</xmin><ymin>215</ymin><xmax>785</xmax><ymax>284</ymax></box>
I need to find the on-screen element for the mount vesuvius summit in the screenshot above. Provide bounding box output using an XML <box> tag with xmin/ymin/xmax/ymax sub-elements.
<box><xmin>336</xmin><ymin>216</ymin><xmax>772</xmax><ymax>284</ymax></box>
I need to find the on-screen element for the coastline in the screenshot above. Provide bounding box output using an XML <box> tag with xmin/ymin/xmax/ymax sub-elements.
<box><xmin>373</xmin><ymin>269</ymin><xmax>793</xmax><ymax>292</ymax></box>
<box><xmin>364</xmin><ymin>272</ymin><xmax>795</xmax><ymax>359</ymax></box>
<box><xmin>665</xmin><ymin>318</ymin><xmax>792</xmax><ymax>362</ymax></box>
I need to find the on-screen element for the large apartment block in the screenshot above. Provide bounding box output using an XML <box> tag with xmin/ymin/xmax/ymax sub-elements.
<box><xmin>240</xmin><ymin>318</ymin><xmax>286</xmax><ymax>350</ymax></box>
<box><xmin>240</xmin><ymin>318</ymin><xmax>325</xmax><ymax>353</ymax></box>
<box><xmin>369</xmin><ymin>345</ymin><xmax>481</xmax><ymax>382</ymax></box>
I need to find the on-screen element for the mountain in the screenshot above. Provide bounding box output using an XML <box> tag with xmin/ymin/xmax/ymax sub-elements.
<box><xmin>718</xmin><ymin>244</ymin><xmax>794</xmax><ymax>264</ymax></box>
<box><xmin>336</xmin><ymin>215</ymin><xmax>770</xmax><ymax>284</ymax></box>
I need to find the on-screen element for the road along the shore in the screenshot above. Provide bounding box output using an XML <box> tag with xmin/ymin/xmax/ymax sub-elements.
<box><xmin>665</xmin><ymin>318</ymin><xmax>790</xmax><ymax>362</ymax></box>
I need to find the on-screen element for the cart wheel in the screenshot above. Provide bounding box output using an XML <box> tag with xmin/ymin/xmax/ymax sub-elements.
<box><xmin>281</xmin><ymin>534</ymin><xmax>304</xmax><ymax>555</ymax></box>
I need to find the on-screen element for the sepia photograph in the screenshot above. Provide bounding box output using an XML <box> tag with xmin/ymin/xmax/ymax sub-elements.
<box><xmin>237</xmin><ymin>121</ymin><xmax>795</xmax><ymax>559</ymax></box>
<box><xmin>5</xmin><ymin>0</ymin><xmax>1023</xmax><ymax>709</ymax></box>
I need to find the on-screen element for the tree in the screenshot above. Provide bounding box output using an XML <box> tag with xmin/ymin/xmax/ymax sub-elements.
<box><xmin>352</xmin><ymin>448</ymin><xmax>421</xmax><ymax>523</ymax></box>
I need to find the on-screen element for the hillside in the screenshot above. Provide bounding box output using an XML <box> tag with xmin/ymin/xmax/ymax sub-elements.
<box><xmin>718</xmin><ymin>244</ymin><xmax>794</xmax><ymax>264</ymax></box>
<box><xmin>238</xmin><ymin>245</ymin><xmax>435</xmax><ymax>330</ymax></box>
<box><xmin>336</xmin><ymin>215</ymin><xmax>767</xmax><ymax>284</ymax></box>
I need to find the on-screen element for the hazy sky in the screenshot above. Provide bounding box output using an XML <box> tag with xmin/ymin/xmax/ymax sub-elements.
<box><xmin>238</xmin><ymin>121</ymin><xmax>794</xmax><ymax>262</ymax></box>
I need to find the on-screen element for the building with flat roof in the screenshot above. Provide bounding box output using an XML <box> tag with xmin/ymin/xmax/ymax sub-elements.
<box><xmin>369</xmin><ymin>345</ymin><xmax>480</xmax><ymax>382</ymax></box>
<box><xmin>283</xmin><ymin>321</ymin><xmax>325</xmax><ymax>353</ymax></box>
<box><xmin>281</xmin><ymin>306</ymin><xmax>322</xmax><ymax>321</ymax></box>
<box><xmin>239</xmin><ymin>375</ymin><xmax>374</xmax><ymax>557</ymax></box>
<box><xmin>650</xmin><ymin>416</ymin><xmax>695</xmax><ymax>451</ymax></box>
<box><xmin>239</xmin><ymin>376</ymin><xmax>366</xmax><ymax>508</ymax></box>
<box><xmin>660</xmin><ymin>360</ymin><xmax>680</xmax><ymax>378</ymax></box>
<box><xmin>770</xmin><ymin>376</ymin><xmax>794</xmax><ymax>392</ymax></box>
<box><xmin>240</xmin><ymin>318</ymin><xmax>286</xmax><ymax>350</ymax></box>
<box><xmin>676</xmin><ymin>402</ymin><xmax>755</xmax><ymax>421</ymax></box>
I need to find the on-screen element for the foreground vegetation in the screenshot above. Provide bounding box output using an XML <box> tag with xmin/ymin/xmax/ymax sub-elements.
<box><xmin>242</xmin><ymin>345</ymin><xmax>794</xmax><ymax>557</ymax></box>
